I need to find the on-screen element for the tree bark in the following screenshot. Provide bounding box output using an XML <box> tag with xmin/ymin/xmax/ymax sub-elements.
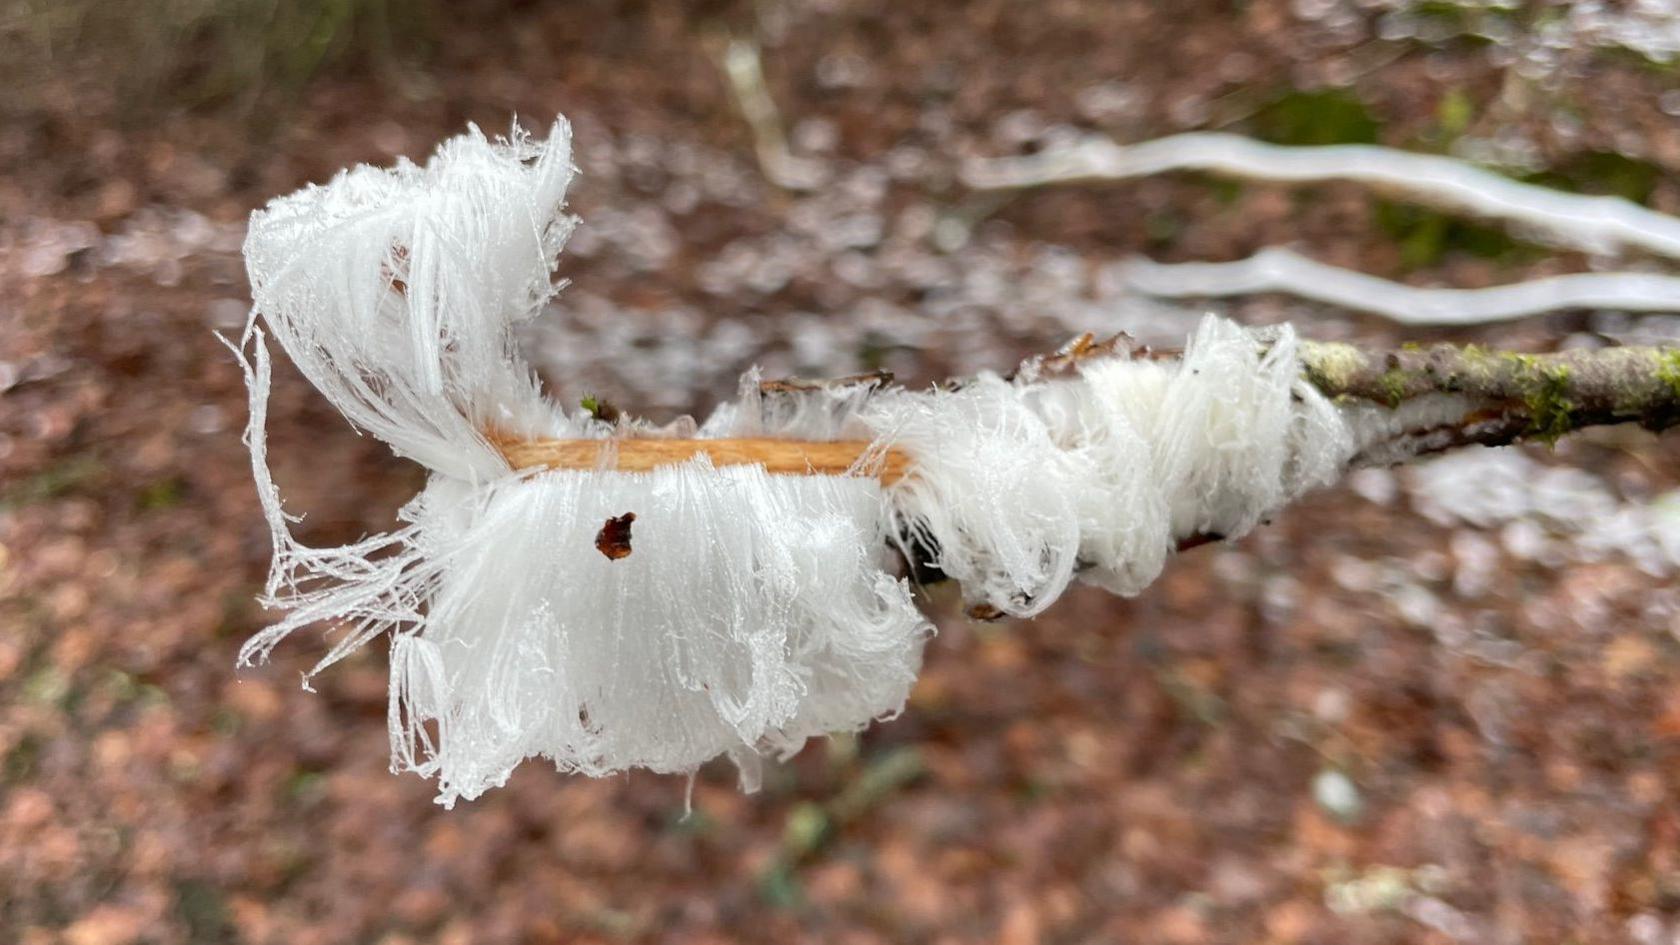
<box><xmin>1299</xmin><ymin>341</ymin><xmax>1680</xmax><ymax>446</ymax></box>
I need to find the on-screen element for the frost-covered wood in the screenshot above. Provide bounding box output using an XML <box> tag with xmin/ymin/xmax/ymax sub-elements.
<box><xmin>230</xmin><ymin>117</ymin><xmax>1680</xmax><ymax>806</ymax></box>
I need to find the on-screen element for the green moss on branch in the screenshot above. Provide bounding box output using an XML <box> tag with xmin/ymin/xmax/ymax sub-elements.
<box><xmin>1300</xmin><ymin>341</ymin><xmax>1680</xmax><ymax>447</ymax></box>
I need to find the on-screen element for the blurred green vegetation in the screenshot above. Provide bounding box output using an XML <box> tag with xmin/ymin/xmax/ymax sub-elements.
<box><xmin>1</xmin><ymin>0</ymin><xmax>437</xmax><ymax>116</ymax></box>
<box><xmin>1250</xmin><ymin>89</ymin><xmax>1382</xmax><ymax>147</ymax></box>
<box><xmin>1373</xmin><ymin>201</ymin><xmax>1534</xmax><ymax>271</ymax></box>
<box><xmin>1403</xmin><ymin>0</ymin><xmax>1510</xmax><ymax>45</ymax></box>
<box><xmin>1245</xmin><ymin>88</ymin><xmax>1522</xmax><ymax>270</ymax></box>
<box><xmin>1527</xmin><ymin>150</ymin><xmax>1663</xmax><ymax>204</ymax></box>
<box><xmin>1</xmin><ymin>454</ymin><xmax>106</xmax><ymax>508</ymax></box>
<box><xmin>1367</xmin><ymin>148</ymin><xmax>1666</xmax><ymax>272</ymax></box>
<box><xmin>1433</xmin><ymin>86</ymin><xmax>1475</xmax><ymax>142</ymax></box>
<box><xmin>755</xmin><ymin>745</ymin><xmax>925</xmax><ymax>910</ymax></box>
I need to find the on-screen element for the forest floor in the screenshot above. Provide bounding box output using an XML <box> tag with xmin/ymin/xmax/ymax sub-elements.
<box><xmin>5</xmin><ymin>1</ymin><xmax>1680</xmax><ymax>942</ymax></box>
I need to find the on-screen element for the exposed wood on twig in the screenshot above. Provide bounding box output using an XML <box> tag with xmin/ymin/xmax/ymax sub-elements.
<box><xmin>496</xmin><ymin>436</ymin><xmax>913</xmax><ymax>483</ymax></box>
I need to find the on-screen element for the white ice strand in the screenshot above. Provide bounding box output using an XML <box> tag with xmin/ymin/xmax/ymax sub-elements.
<box><xmin>1017</xmin><ymin>362</ymin><xmax>1172</xmax><ymax>596</ymax></box>
<box><xmin>699</xmin><ymin>366</ymin><xmax>880</xmax><ymax>442</ymax></box>
<box><xmin>1339</xmin><ymin>394</ymin><xmax>1480</xmax><ymax>467</ymax></box>
<box><xmin>227</xmin><ymin>330</ymin><xmax>442</xmax><ymax>675</ymax></box>
<box><xmin>1132</xmin><ymin>317</ymin><xmax>1304</xmax><ymax>539</ymax></box>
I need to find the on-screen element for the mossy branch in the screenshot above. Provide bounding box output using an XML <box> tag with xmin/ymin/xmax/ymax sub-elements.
<box><xmin>1299</xmin><ymin>341</ymin><xmax>1680</xmax><ymax>451</ymax></box>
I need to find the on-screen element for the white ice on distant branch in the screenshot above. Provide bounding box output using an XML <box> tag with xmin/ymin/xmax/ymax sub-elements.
<box><xmin>1118</xmin><ymin>248</ymin><xmax>1680</xmax><ymax>324</ymax></box>
<box><xmin>232</xmin><ymin>117</ymin><xmax>1464</xmax><ymax>804</ymax></box>
<box><xmin>962</xmin><ymin>132</ymin><xmax>1680</xmax><ymax>260</ymax></box>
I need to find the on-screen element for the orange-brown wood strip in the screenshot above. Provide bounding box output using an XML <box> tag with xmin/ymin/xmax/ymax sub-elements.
<box><xmin>495</xmin><ymin>437</ymin><xmax>912</xmax><ymax>484</ymax></box>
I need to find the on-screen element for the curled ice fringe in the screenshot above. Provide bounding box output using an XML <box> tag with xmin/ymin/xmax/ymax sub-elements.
<box><xmin>234</xmin><ymin>116</ymin><xmax>1432</xmax><ymax>803</ymax></box>
<box><xmin>863</xmin><ymin>316</ymin><xmax>1358</xmax><ymax>611</ymax></box>
<box><xmin>243</xmin><ymin>117</ymin><xmax>580</xmax><ymax>480</ymax></box>
<box><xmin>235</xmin><ymin>117</ymin><xmax>587</xmax><ymax>676</ymax></box>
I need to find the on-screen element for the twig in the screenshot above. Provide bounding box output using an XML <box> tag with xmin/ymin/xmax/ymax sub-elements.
<box><xmin>498</xmin><ymin>340</ymin><xmax>1680</xmax><ymax>477</ymax></box>
<box><xmin>1120</xmin><ymin>248</ymin><xmax>1680</xmax><ymax>324</ymax></box>
<box><xmin>1299</xmin><ymin>340</ymin><xmax>1680</xmax><ymax>445</ymax></box>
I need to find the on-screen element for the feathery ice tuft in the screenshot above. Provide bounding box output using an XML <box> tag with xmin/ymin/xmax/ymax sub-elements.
<box><xmin>231</xmin><ymin>115</ymin><xmax>1420</xmax><ymax>804</ymax></box>
<box><xmin>233</xmin><ymin>118</ymin><xmax>931</xmax><ymax>805</ymax></box>
<box><xmin>386</xmin><ymin>464</ymin><xmax>926</xmax><ymax>805</ymax></box>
